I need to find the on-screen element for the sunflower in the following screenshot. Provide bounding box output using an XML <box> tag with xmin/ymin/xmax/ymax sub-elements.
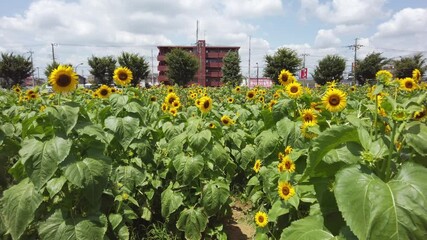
<box><xmin>227</xmin><ymin>97</ymin><xmax>234</xmax><ymax>103</ymax></box>
<box><xmin>161</xmin><ymin>103</ymin><xmax>168</xmax><ymax>112</ymax></box>
<box><xmin>376</xmin><ymin>70</ymin><xmax>393</xmax><ymax>84</ymax></box>
<box><xmin>197</xmin><ymin>96</ymin><xmax>213</xmax><ymax>113</ymax></box>
<box><xmin>412</xmin><ymin>69</ymin><xmax>421</xmax><ymax>82</ymax></box>
<box><xmin>286</xmin><ymin>82</ymin><xmax>303</xmax><ymax>99</ymax></box>
<box><xmin>268</xmin><ymin>100</ymin><xmax>278</xmax><ymax>111</ymax></box>
<box><xmin>169</xmin><ymin>107</ymin><xmax>178</xmax><ymax>117</ymax></box>
<box><xmin>167</xmin><ymin>86</ymin><xmax>175</xmax><ymax>93</ymax></box>
<box><xmin>321</xmin><ymin>88</ymin><xmax>347</xmax><ymax>112</ymax></box>
<box><xmin>110</xmin><ymin>87</ymin><xmax>117</xmax><ymax>94</ymax></box>
<box><xmin>246</xmin><ymin>90</ymin><xmax>256</xmax><ymax>100</ymax></box>
<box><xmin>413</xmin><ymin>107</ymin><xmax>427</xmax><ymax>121</ymax></box>
<box><xmin>13</xmin><ymin>85</ymin><xmax>22</xmax><ymax>94</ymax></box>
<box><xmin>300</xmin><ymin>109</ymin><xmax>317</xmax><ymax>123</ymax></box>
<box><xmin>165</xmin><ymin>92</ymin><xmax>180</xmax><ymax>106</ymax></box>
<box><xmin>49</xmin><ymin>65</ymin><xmax>78</xmax><ymax>93</ymax></box>
<box><xmin>253</xmin><ymin>159</ymin><xmax>261</xmax><ymax>173</ymax></box>
<box><xmin>172</xmin><ymin>100</ymin><xmax>181</xmax><ymax>109</ymax></box>
<box><xmin>258</xmin><ymin>96</ymin><xmax>265</xmax><ymax>103</ymax></box>
<box><xmin>284</xmin><ymin>146</ymin><xmax>292</xmax><ymax>155</ymax></box>
<box><xmin>113</xmin><ymin>67</ymin><xmax>133</xmax><ymax>86</ymax></box>
<box><xmin>254</xmin><ymin>211</ymin><xmax>268</xmax><ymax>228</ymax></box>
<box><xmin>150</xmin><ymin>96</ymin><xmax>157</xmax><ymax>102</ymax></box>
<box><xmin>96</xmin><ymin>85</ymin><xmax>111</xmax><ymax>98</ymax></box>
<box><xmin>399</xmin><ymin>77</ymin><xmax>417</xmax><ymax>91</ymax></box>
<box><xmin>208</xmin><ymin>122</ymin><xmax>216</xmax><ymax>129</ymax></box>
<box><xmin>281</xmin><ymin>155</ymin><xmax>296</xmax><ymax>173</ymax></box>
<box><xmin>278</xmin><ymin>181</ymin><xmax>295</xmax><ymax>200</ymax></box>
<box><xmin>221</xmin><ymin>115</ymin><xmax>234</xmax><ymax>126</ymax></box>
<box><xmin>278</xmin><ymin>69</ymin><xmax>296</xmax><ymax>86</ymax></box>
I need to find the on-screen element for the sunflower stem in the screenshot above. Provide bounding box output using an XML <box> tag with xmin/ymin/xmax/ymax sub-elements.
<box><xmin>382</xmin><ymin>120</ymin><xmax>397</xmax><ymax>182</ymax></box>
<box><xmin>371</xmin><ymin>94</ymin><xmax>379</xmax><ymax>140</ymax></box>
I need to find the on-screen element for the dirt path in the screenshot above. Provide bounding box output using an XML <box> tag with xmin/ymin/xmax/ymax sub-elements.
<box><xmin>224</xmin><ymin>199</ymin><xmax>255</xmax><ymax>240</ymax></box>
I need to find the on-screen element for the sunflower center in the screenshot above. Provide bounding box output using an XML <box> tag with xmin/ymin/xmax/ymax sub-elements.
<box><xmin>57</xmin><ymin>74</ymin><xmax>72</xmax><ymax>87</ymax></box>
<box><xmin>118</xmin><ymin>73</ymin><xmax>128</xmax><ymax>81</ymax></box>
<box><xmin>405</xmin><ymin>81</ymin><xmax>413</xmax><ymax>89</ymax></box>
<box><xmin>248</xmin><ymin>93</ymin><xmax>254</xmax><ymax>98</ymax></box>
<box><xmin>223</xmin><ymin>119</ymin><xmax>229</xmax><ymax>125</ymax></box>
<box><xmin>203</xmin><ymin>100</ymin><xmax>210</xmax><ymax>109</ymax></box>
<box><xmin>329</xmin><ymin>95</ymin><xmax>340</xmax><ymax>106</ymax></box>
<box><xmin>282</xmin><ymin>74</ymin><xmax>288</xmax><ymax>82</ymax></box>
<box><xmin>304</xmin><ymin>115</ymin><xmax>313</xmax><ymax>121</ymax></box>
<box><xmin>285</xmin><ymin>161</ymin><xmax>291</xmax><ymax>169</ymax></box>
<box><xmin>258</xmin><ymin>216</ymin><xmax>264</xmax><ymax>222</ymax></box>
<box><xmin>100</xmin><ymin>89</ymin><xmax>109</xmax><ymax>96</ymax></box>
<box><xmin>281</xmin><ymin>186</ymin><xmax>290</xmax><ymax>196</ymax></box>
<box><xmin>168</xmin><ymin>97</ymin><xmax>176</xmax><ymax>104</ymax></box>
<box><xmin>290</xmin><ymin>86</ymin><xmax>298</xmax><ymax>93</ymax></box>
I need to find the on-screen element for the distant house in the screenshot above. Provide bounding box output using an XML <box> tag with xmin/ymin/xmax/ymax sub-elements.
<box><xmin>157</xmin><ymin>40</ymin><xmax>240</xmax><ymax>87</ymax></box>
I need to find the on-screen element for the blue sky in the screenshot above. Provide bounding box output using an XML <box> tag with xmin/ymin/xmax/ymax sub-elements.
<box><xmin>1</xmin><ymin>0</ymin><xmax>426</xmax><ymax>80</ymax></box>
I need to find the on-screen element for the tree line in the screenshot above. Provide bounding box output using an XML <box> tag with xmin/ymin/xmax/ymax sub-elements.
<box><xmin>0</xmin><ymin>47</ymin><xmax>425</xmax><ymax>89</ymax></box>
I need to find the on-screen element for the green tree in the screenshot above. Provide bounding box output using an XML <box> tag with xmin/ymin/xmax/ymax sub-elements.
<box><xmin>165</xmin><ymin>48</ymin><xmax>199</xmax><ymax>86</ymax></box>
<box><xmin>221</xmin><ymin>51</ymin><xmax>243</xmax><ymax>87</ymax></box>
<box><xmin>313</xmin><ymin>54</ymin><xmax>346</xmax><ymax>85</ymax></box>
<box><xmin>393</xmin><ymin>53</ymin><xmax>426</xmax><ymax>79</ymax></box>
<box><xmin>264</xmin><ymin>48</ymin><xmax>302</xmax><ymax>85</ymax></box>
<box><xmin>117</xmin><ymin>52</ymin><xmax>150</xmax><ymax>87</ymax></box>
<box><xmin>356</xmin><ymin>52</ymin><xmax>389</xmax><ymax>84</ymax></box>
<box><xmin>0</xmin><ymin>53</ymin><xmax>33</xmax><ymax>88</ymax></box>
<box><xmin>44</xmin><ymin>62</ymin><xmax>60</xmax><ymax>79</ymax></box>
<box><xmin>88</xmin><ymin>56</ymin><xmax>117</xmax><ymax>86</ymax></box>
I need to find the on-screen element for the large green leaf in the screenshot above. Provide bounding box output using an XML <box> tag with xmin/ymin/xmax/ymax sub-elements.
<box><xmin>104</xmin><ymin>116</ymin><xmax>140</xmax><ymax>150</ymax></box>
<box><xmin>301</xmin><ymin>125</ymin><xmax>359</xmax><ymax>182</ymax></box>
<box><xmin>109</xmin><ymin>94</ymin><xmax>129</xmax><ymax>114</ymax></box>
<box><xmin>112</xmin><ymin>165</ymin><xmax>146</xmax><ymax>191</ymax></box>
<box><xmin>19</xmin><ymin>136</ymin><xmax>72</xmax><ymax>189</ymax></box>
<box><xmin>108</xmin><ymin>213</ymin><xmax>129</xmax><ymax>240</ymax></box>
<box><xmin>276</xmin><ymin>117</ymin><xmax>298</xmax><ymax>144</ymax></box>
<box><xmin>173</xmin><ymin>154</ymin><xmax>204</xmax><ymax>185</ymax></box>
<box><xmin>334</xmin><ymin>163</ymin><xmax>427</xmax><ymax>240</ymax></box>
<box><xmin>201</xmin><ymin>180</ymin><xmax>230</xmax><ymax>216</ymax></box>
<box><xmin>46</xmin><ymin>176</ymin><xmax>67</xmax><ymax>198</ymax></box>
<box><xmin>62</xmin><ymin>156</ymin><xmax>111</xmax><ymax>205</ymax></box>
<box><xmin>280</xmin><ymin>215</ymin><xmax>335</xmax><ymax>240</ymax></box>
<box><xmin>46</xmin><ymin>103</ymin><xmax>80</xmax><ymax>135</ymax></box>
<box><xmin>404</xmin><ymin>122</ymin><xmax>427</xmax><ymax>156</ymax></box>
<box><xmin>0</xmin><ymin>178</ymin><xmax>43</xmax><ymax>240</ymax></box>
<box><xmin>39</xmin><ymin>210</ymin><xmax>107</xmax><ymax>240</ymax></box>
<box><xmin>254</xmin><ymin>129</ymin><xmax>280</xmax><ymax>159</ymax></box>
<box><xmin>176</xmin><ymin>207</ymin><xmax>208</xmax><ymax>240</ymax></box>
<box><xmin>189</xmin><ymin>130</ymin><xmax>211</xmax><ymax>152</ymax></box>
<box><xmin>161</xmin><ymin>184</ymin><xmax>184</xmax><ymax>219</ymax></box>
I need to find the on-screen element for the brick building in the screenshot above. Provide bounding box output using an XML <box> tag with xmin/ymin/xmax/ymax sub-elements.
<box><xmin>157</xmin><ymin>40</ymin><xmax>239</xmax><ymax>86</ymax></box>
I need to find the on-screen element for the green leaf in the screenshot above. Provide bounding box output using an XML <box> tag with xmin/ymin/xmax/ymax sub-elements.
<box><xmin>109</xmin><ymin>94</ymin><xmax>129</xmax><ymax>114</ymax></box>
<box><xmin>201</xmin><ymin>180</ymin><xmax>230</xmax><ymax>216</ymax></box>
<box><xmin>280</xmin><ymin>215</ymin><xmax>335</xmax><ymax>240</ymax></box>
<box><xmin>0</xmin><ymin>179</ymin><xmax>43</xmax><ymax>240</ymax></box>
<box><xmin>276</xmin><ymin>117</ymin><xmax>298</xmax><ymax>144</ymax></box>
<box><xmin>46</xmin><ymin>103</ymin><xmax>80</xmax><ymax>135</ymax></box>
<box><xmin>112</xmin><ymin>165</ymin><xmax>146</xmax><ymax>191</ymax></box>
<box><xmin>240</xmin><ymin>144</ymin><xmax>256</xmax><ymax>170</ymax></box>
<box><xmin>108</xmin><ymin>213</ymin><xmax>129</xmax><ymax>240</ymax></box>
<box><xmin>268</xmin><ymin>200</ymin><xmax>290</xmax><ymax>223</ymax></box>
<box><xmin>39</xmin><ymin>210</ymin><xmax>108</xmax><ymax>240</ymax></box>
<box><xmin>46</xmin><ymin>176</ymin><xmax>67</xmax><ymax>198</ymax></box>
<box><xmin>105</xmin><ymin>116</ymin><xmax>140</xmax><ymax>150</ymax></box>
<box><xmin>404</xmin><ymin>122</ymin><xmax>427</xmax><ymax>156</ymax></box>
<box><xmin>161</xmin><ymin>184</ymin><xmax>184</xmax><ymax>219</ymax></box>
<box><xmin>19</xmin><ymin>137</ymin><xmax>72</xmax><ymax>189</ymax></box>
<box><xmin>62</xmin><ymin>156</ymin><xmax>111</xmax><ymax>205</ymax></box>
<box><xmin>254</xmin><ymin>129</ymin><xmax>279</xmax><ymax>159</ymax></box>
<box><xmin>176</xmin><ymin>207</ymin><xmax>208</xmax><ymax>240</ymax></box>
<box><xmin>173</xmin><ymin>154</ymin><xmax>204</xmax><ymax>185</ymax></box>
<box><xmin>189</xmin><ymin>129</ymin><xmax>211</xmax><ymax>152</ymax></box>
<box><xmin>301</xmin><ymin>125</ymin><xmax>359</xmax><ymax>182</ymax></box>
<box><xmin>334</xmin><ymin>163</ymin><xmax>427</xmax><ymax>240</ymax></box>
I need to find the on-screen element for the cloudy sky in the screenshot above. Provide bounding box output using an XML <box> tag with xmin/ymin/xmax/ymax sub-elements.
<box><xmin>1</xmin><ymin>0</ymin><xmax>426</xmax><ymax>80</ymax></box>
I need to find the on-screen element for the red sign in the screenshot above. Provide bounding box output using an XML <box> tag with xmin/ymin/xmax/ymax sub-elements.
<box><xmin>300</xmin><ymin>68</ymin><xmax>308</xmax><ymax>79</ymax></box>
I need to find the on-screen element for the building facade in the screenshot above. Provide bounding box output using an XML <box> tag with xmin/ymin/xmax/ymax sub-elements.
<box><xmin>157</xmin><ymin>40</ymin><xmax>239</xmax><ymax>86</ymax></box>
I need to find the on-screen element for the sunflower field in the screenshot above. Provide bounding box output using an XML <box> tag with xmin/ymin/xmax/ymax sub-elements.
<box><xmin>0</xmin><ymin>66</ymin><xmax>426</xmax><ymax>240</ymax></box>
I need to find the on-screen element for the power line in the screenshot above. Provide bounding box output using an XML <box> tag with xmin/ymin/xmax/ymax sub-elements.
<box><xmin>347</xmin><ymin>38</ymin><xmax>363</xmax><ymax>85</ymax></box>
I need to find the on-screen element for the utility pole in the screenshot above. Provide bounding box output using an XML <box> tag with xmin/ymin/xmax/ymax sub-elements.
<box><xmin>51</xmin><ymin>43</ymin><xmax>57</xmax><ymax>64</ymax></box>
<box><xmin>256</xmin><ymin>62</ymin><xmax>259</xmax><ymax>86</ymax></box>
<box><xmin>27</xmin><ymin>50</ymin><xmax>35</xmax><ymax>87</ymax></box>
<box><xmin>348</xmin><ymin>38</ymin><xmax>363</xmax><ymax>85</ymax></box>
<box><xmin>301</xmin><ymin>53</ymin><xmax>309</xmax><ymax>86</ymax></box>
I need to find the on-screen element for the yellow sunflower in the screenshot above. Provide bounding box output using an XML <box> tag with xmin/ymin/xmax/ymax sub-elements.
<box><xmin>172</xmin><ymin>100</ymin><xmax>181</xmax><ymax>109</ymax></box>
<box><xmin>253</xmin><ymin>159</ymin><xmax>261</xmax><ymax>173</ymax></box>
<box><xmin>197</xmin><ymin>96</ymin><xmax>213</xmax><ymax>113</ymax></box>
<box><xmin>321</xmin><ymin>88</ymin><xmax>347</xmax><ymax>112</ymax></box>
<box><xmin>167</xmin><ymin>86</ymin><xmax>175</xmax><ymax>93</ymax></box>
<box><xmin>281</xmin><ymin>155</ymin><xmax>296</xmax><ymax>173</ymax></box>
<box><xmin>165</xmin><ymin>92</ymin><xmax>180</xmax><ymax>106</ymax></box>
<box><xmin>49</xmin><ymin>65</ymin><xmax>78</xmax><ymax>93</ymax></box>
<box><xmin>399</xmin><ymin>77</ymin><xmax>418</xmax><ymax>91</ymax></box>
<box><xmin>258</xmin><ymin>96</ymin><xmax>265</xmax><ymax>103</ymax></box>
<box><xmin>284</xmin><ymin>146</ymin><xmax>292</xmax><ymax>155</ymax></box>
<box><xmin>254</xmin><ymin>211</ymin><xmax>268</xmax><ymax>228</ymax></box>
<box><xmin>300</xmin><ymin>109</ymin><xmax>317</xmax><ymax>123</ymax></box>
<box><xmin>376</xmin><ymin>70</ymin><xmax>393</xmax><ymax>84</ymax></box>
<box><xmin>150</xmin><ymin>96</ymin><xmax>157</xmax><ymax>102</ymax></box>
<box><xmin>221</xmin><ymin>115</ymin><xmax>234</xmax><ymax>126</ymax></box>
<box><xmin>227</xmin><ymin>97</ymin><xmax>234</xmax><ymax>103</ymax></box>
<box><xmin>161</xmin><ymin>103</ymin><xmax>168</xmax><ymax>112</ymax></box>
<box><xmin>286</xmin><ymin>82</ymin><xmax>303</xmax><ymax>99</ymax></box>
<box><xmin>169</xmin><ymin>107</ymin><xmax>178</xmax><ymax>117</ymax></box>
<box><xmin>13</xmin><ymin>85</ymin><xmax>22</xmax><ymax>94</ymax></box>
<box><xmin>246</xmin><ymin>90</ymin><xmax>256</xmax><ymax>100</ymax></box>
<box><xmin>413</xmin><ymin>107</ymin><xmax>427</xmax><ymax>121</ymax></box>
<box><xmin>301</xmin><ymin>121</ymin><xmax>318</xmax><ymax>139</ymax></box>
<box><xmin>278</xmin><ymin>69</ymin><xmax>296</xmax><ymax>86</ymax></box>
<box><xmin>412</xmin><ymin>69</ymin><xmax>421</xmax><ymax>82</ymax></box>
<box><xmin>113</xmin><ymin>67</ymin><xmax>133</xmax><ymax>86</ymax></box>
<box><xmin>234</xmin><ymin>86</ymin><xmax>241</xmax><ymax>93</ymax></box>
<box><xmin>96</xmin><ymin>85</ymin><xmax>112</xmax><ymax>98</ymax></box>
<box><xmin>268</xmin><ymin>100</ymin><xmax>278</xmax><ymax>111</ymax></box>
<box><xmin>208</xmin><ymin>122</ymin><xmax>216</xmax><ymax>129</ymax></box>
<box><xmin>278</xmin><ymin>181</ymin><xmax>295</xmax><ymax>200</ymax></box>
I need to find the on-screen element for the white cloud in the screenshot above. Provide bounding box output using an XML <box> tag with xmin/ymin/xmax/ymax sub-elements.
<box><xmin>220</xmin><ymin>0</ymin><xmax>283</xmax><ymax>17</ymax></box>
<box><xmin>300</xmin><ymin>0</ymin><xmax>390</xmax><ymax>25</ymax></box>
<box><xmin>314</xmin><ymin>29</ymin><xmax>341</xmax><ymax>48</ymax></box>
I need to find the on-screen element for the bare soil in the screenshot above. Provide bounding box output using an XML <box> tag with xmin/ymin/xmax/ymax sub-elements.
<box><xmin>223</xmin><ymin>198</ymin><xmax>255</xmax><ymax>240</ymax></box>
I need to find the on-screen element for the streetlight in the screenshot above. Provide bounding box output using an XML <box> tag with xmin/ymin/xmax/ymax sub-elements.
<box><xmin>74</xmin><ymin>63</ymin><xmax>83</xmax><ymax>86</ymax></box>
